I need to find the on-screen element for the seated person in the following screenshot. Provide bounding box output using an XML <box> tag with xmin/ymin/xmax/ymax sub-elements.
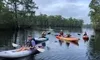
<box><xmin>59</xmin><ymin>30</ymin><xmax>64</xmax><ymax>36</ymax></box>
<box><xmin>66</xmin><ymin>34</ymin><xmax>71</xmax><ymax>38</ymax></box>
<box><xmin>40</xmin><ymin>31</ymin><xmax>46</xmax><ymax>47</ymax></box>
<box><xmin>41</xmin><ymin>31</ymin><xmax>46</xmax><ymax>38</ymax></box>
<box><xmin>17</xmin><ymin>36</ymin><xmax>36</xmax><ymax>52</ymax></box>
<box><xmin>83</xmin><ymin>32</ymin><xmax>87</xmax><ymax>36</ymax></box>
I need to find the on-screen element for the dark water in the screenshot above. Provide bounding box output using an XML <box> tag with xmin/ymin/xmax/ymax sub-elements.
<box><xmin>0</xmin><ymin>27</ymin><xmax>99</xmax><ymax>60</ymax></box>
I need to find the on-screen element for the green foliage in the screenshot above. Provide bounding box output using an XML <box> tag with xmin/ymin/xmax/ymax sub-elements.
<box><xmin>89</xmin><ymin>0</ymin><xmax>100</xmax><ymax>30</ymax></box>
<box><xmin>32</xmin><ymin>14</ymin><xmax>83</xmax><ymax>28</ymax></box>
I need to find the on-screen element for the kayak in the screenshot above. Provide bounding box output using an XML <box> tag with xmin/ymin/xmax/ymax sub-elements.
<box><xmin>56</xmin><ymin>36</ymin><xmax>79</xmax><ymax>46</ymax></box>
<box><xmin>35</xmin><ymin>37</ymin><xmax>48</xmax><ymax>44</ymax></box>
<box><xmin>83</xmin><ymin>35</ymin><xmax>89</xmax><ymax>40</ymax></box>
<box><xmin>83</xmin><ymin>36</ymin><xmax>89</xmax><ymax>39</ymax></box>
<box><xmin>56</xmin><ymin>36</ymin><xmax>79</xmax><ymax>41</ymax></box>
<box><xmin>0</xmin><ymin>47</ymin><xmax>45</xmax><ymax>58</ymax></box>
<box><xmin>0</xmin><ymin>42</ymin><xmax>45</xmax><ymax>58</ymax></box>
<box><xmin>0</xmin><ymin>48</ymin><xmax>37</xmax><ymax>58</ymax></box>
<box><xmin>35</xmin><ymin>37</ymin><xmax>49</xmax><ymax>41</ymax></box>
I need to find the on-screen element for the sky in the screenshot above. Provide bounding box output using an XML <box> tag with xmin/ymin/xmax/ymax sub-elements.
<box><xmin>34</xmin><ymin>0</ymin><xmax>91</xmax><ymax>24</ymax></box>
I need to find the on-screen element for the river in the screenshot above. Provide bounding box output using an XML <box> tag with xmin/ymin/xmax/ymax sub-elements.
<box><xmin>0</xmin><ymin>27</ymin><xmax>99</xmax><ymax>60</ymax></box>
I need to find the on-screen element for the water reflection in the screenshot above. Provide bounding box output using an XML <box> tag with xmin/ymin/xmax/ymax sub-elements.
<box><xmin>65</xmin><ymin>42</ymin><xmax>70</xmax><ymax>47</ymax></box>
<box><xmin>0</xmin><ymin>30</ymin><xmax>14</xmax><ymax>50</ymax></box>
<box><xmin>87</xmin><ymin>31</ymin><xmax>100</xmax><ymax>60</ymax></box>
<box><xmin>57</xmin><ymin>39</ymin><xmax>79</xmax><ymax>47</ymax></box>
<box><xmin>2</xmin><ymin>55</ymin><xmax>35</xmax><ymax>60</ymax></box>
<box><xmin>87</xmin><ymin>36</ymin><xmax>95</xmax><ymax>60</ymax></box>
<box><xmin>58</xmin><ymin>40</ymin><xmax>63</xmax><ymax>46</ymax></box>
<box><xmin>90</xmin><ymin>35</ymin><xmax>95</xmax><ymax>40</ymax></box>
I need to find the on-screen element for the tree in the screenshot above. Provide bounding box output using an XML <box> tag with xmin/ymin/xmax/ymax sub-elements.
<box><xmin>7</xmin><ymin>0</ymin><xmax>21</xmax><ymax>29</ymax></box>
<box><xmin>21</xmin><ymin>0</ymin><xmax>38</xmax><ymax>16</ymax></box>
<box><xmin>89</xmin><ymin>0</ymin><xmax>100</xmax><ymax>30</ymax></box>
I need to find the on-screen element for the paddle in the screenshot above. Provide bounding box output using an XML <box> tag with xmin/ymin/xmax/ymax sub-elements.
<box><xmin>47</xmin><ymin>32</ymin><xmax>51</xmax><ymax>34</ymax></box>
<box><xmin>12</xmin><ymin>43</ymin><xmax>45</xmax><ymax>52</ymax></box>
<box><xmin>12</xmin><ymin>43</ymin><xmax>20</xmax><ymax>48</ymax></box>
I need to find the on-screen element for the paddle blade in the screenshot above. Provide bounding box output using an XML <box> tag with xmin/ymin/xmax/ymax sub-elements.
<box><xmin>47</xmin><ymin>32</ymin><xmax>51</xmax><ymax>34</ymax></box>
<box><xmin>37</xmin><ymin>48</ymin><xmax>45</xmax><ymax>52</ymax></box>
<box><xmin>12</xmin><ymin>43</ymin><xmax>20</xmax><ymax>47</ymax></box>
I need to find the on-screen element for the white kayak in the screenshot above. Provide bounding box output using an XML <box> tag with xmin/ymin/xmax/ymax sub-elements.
<box><xmin>35</xmin><ymin>37</ymin><xmax>48</xmax><ymax>41</ymax></box>
<box><xmin>0</xmin><ymin>48</ymin><xmax>44</xmax><ymax>58</ymax></box>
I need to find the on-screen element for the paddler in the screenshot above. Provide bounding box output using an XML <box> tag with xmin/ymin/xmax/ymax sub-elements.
<box><xmin>17</xmin><ymin>36</ymin><xmax>36</xmax><ymax>51</ymax></box>
<box><xmin>41</xmin><ymin>31</ymin><xmax>46</xmax><ymax>38</ymax></box>
<box><xmin>40</xmin><ymin>31</ymin><xmax>47</xmax><ymax>47</ymax></box>
<box><xmin>59</xmin><ymin>30</ymin><xmax>64</xmax><ymax>36</ymax></box>
<box><xmin>66</xmin><ymin>34</ymin><xmax>71</xmax><ymax>38</ymax></box>
<box><xmin>83</xmin><ymin>32</ymin><xmax>87</xmax><ymax>36</ymax></box>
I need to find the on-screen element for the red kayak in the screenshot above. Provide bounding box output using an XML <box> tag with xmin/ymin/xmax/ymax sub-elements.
<box><xmin>83</xmin><ymin>35</ymin><xmax>89</xmax><ymax>41</ymax></box>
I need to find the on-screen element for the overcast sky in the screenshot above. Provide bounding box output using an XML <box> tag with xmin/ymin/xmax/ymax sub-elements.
<box><xmin>34</xmin><ymin>0</ymin><xmax>91</xmax><ymax>24</ymax></box>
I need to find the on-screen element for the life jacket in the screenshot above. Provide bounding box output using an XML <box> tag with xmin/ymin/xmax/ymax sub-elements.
<box><xmin>84</xmin><ymin>32</ymin><xmax>87</xmax><ymax>36</ymax></box>
<box><xmin>59</xmin><ymin>32</ymin><xmax>63</xmax><ymax>36</ymax></box>
<box><xmin>26</xmin><ymin>38</ymin><xmax>35</xmax><ymax>47</ymax></box>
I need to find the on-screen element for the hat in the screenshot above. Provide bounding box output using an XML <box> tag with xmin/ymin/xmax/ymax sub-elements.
<box><xmin>42</xmin><ymin>31</ymin><xmax>46</xmax><ymax>34</ymax></box>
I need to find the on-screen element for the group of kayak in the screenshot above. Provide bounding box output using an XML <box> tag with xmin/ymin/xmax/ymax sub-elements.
<box><xmin>0</xmin><ymin>30</ymin><xmax>90</xmax><ymax>58</ymax></box>
<box><xmin>0</xmin><ymin>31</ymin><xmax>49</xmax><ymax>58</ymax></box>
<box><xmin>56</xmin><ymin>30</ymin><xmax>89</xmax><ymax>46</ymax></box>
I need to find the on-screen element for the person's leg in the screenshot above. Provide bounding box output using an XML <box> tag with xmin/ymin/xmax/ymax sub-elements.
<box><xmin>16</xmin><ymin>46</ymin><xmax>25</xmax><ymax>52</ymax></box>
<box><xmin>20</xmin><ymin>47</ymin><xmax>27</xmax><ymax>51</ymax></box>
<box><xmin>16</xmin><ymin>47</ymin><xmax>23</xmax><ymax>52</ymax></box>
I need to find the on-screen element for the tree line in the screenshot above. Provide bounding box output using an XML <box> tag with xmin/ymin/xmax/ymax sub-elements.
<box><xmin>34</xmin><ymin>14</ymin><xmax>83</xmax><ymax>28</ymax></box>
<box><xmin>0</xmin><ymin>0</ymin><xmax>83</xmax><ymax>29</ymax></box>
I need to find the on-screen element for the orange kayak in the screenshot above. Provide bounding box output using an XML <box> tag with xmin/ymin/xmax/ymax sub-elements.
<box><xmin>56</xmin><ymin>36</ymin><xmax>79</xmax><ymax>41</ymax></box>
<box><xmin>56</xmin><ymin>36</ymin><xmax>79</xmax><ymax>46</ymax></box>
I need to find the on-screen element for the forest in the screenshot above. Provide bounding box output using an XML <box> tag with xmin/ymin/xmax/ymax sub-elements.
<box><xmin>0</xmin><ymin>0</ymin><xmax>83</xmax><ymax>29</ymax></box>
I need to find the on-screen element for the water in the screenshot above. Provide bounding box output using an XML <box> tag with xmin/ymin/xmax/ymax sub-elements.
<box><xmin>0</xmin><ymin>27</ymin><xmax>98</xmax><ymax>60</ymax></box>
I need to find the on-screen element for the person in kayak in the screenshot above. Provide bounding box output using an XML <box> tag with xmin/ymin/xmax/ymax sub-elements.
<box><xmin>83</xmin><ymin>32</ymin><xmax>87</xmax><ymax>36</ymax></box>
<box><xmin>59</xmin><ymin>30</ymin><xmax>64</xmax><ymax>36</ymax></box>
<box><xmin>26</xmin><ymin>35</ymin><xmax>36</xmax><ymax>47</ymax></box>
<box><xmin>66</xmin><ymin>34</ymin><xmax>71</xmax><ymax>38</ymax></box>
<box><xmin>17</xmin><ymin>36</ymin><xmax>36</xmax><ymax>52</ymax></box>
<box><xmin>41</xmin><ymin>31</ymin><xmax>47</xmax><ymax>47</ymax></box>
<box><xmin>41</xmin><ymin>31</ymin><xmax>46</xmax><ymax>38</ymax></box>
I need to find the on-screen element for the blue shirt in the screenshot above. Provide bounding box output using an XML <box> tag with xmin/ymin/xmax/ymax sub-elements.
<box><xmin>31</xmin><ymin>40</ymin><xmax>36</xmax><ymax>46</ymax></box>
<box><xmin>26</xmin><ymin>39</ymin><xmax>36</xmax><ymax>47</ymax></box>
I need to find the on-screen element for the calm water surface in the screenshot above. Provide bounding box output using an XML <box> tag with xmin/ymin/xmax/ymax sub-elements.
<box><xmin>0</xmin><ymin>27</ymin><xmax>99</xmax><ymax>60</ymax></box>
